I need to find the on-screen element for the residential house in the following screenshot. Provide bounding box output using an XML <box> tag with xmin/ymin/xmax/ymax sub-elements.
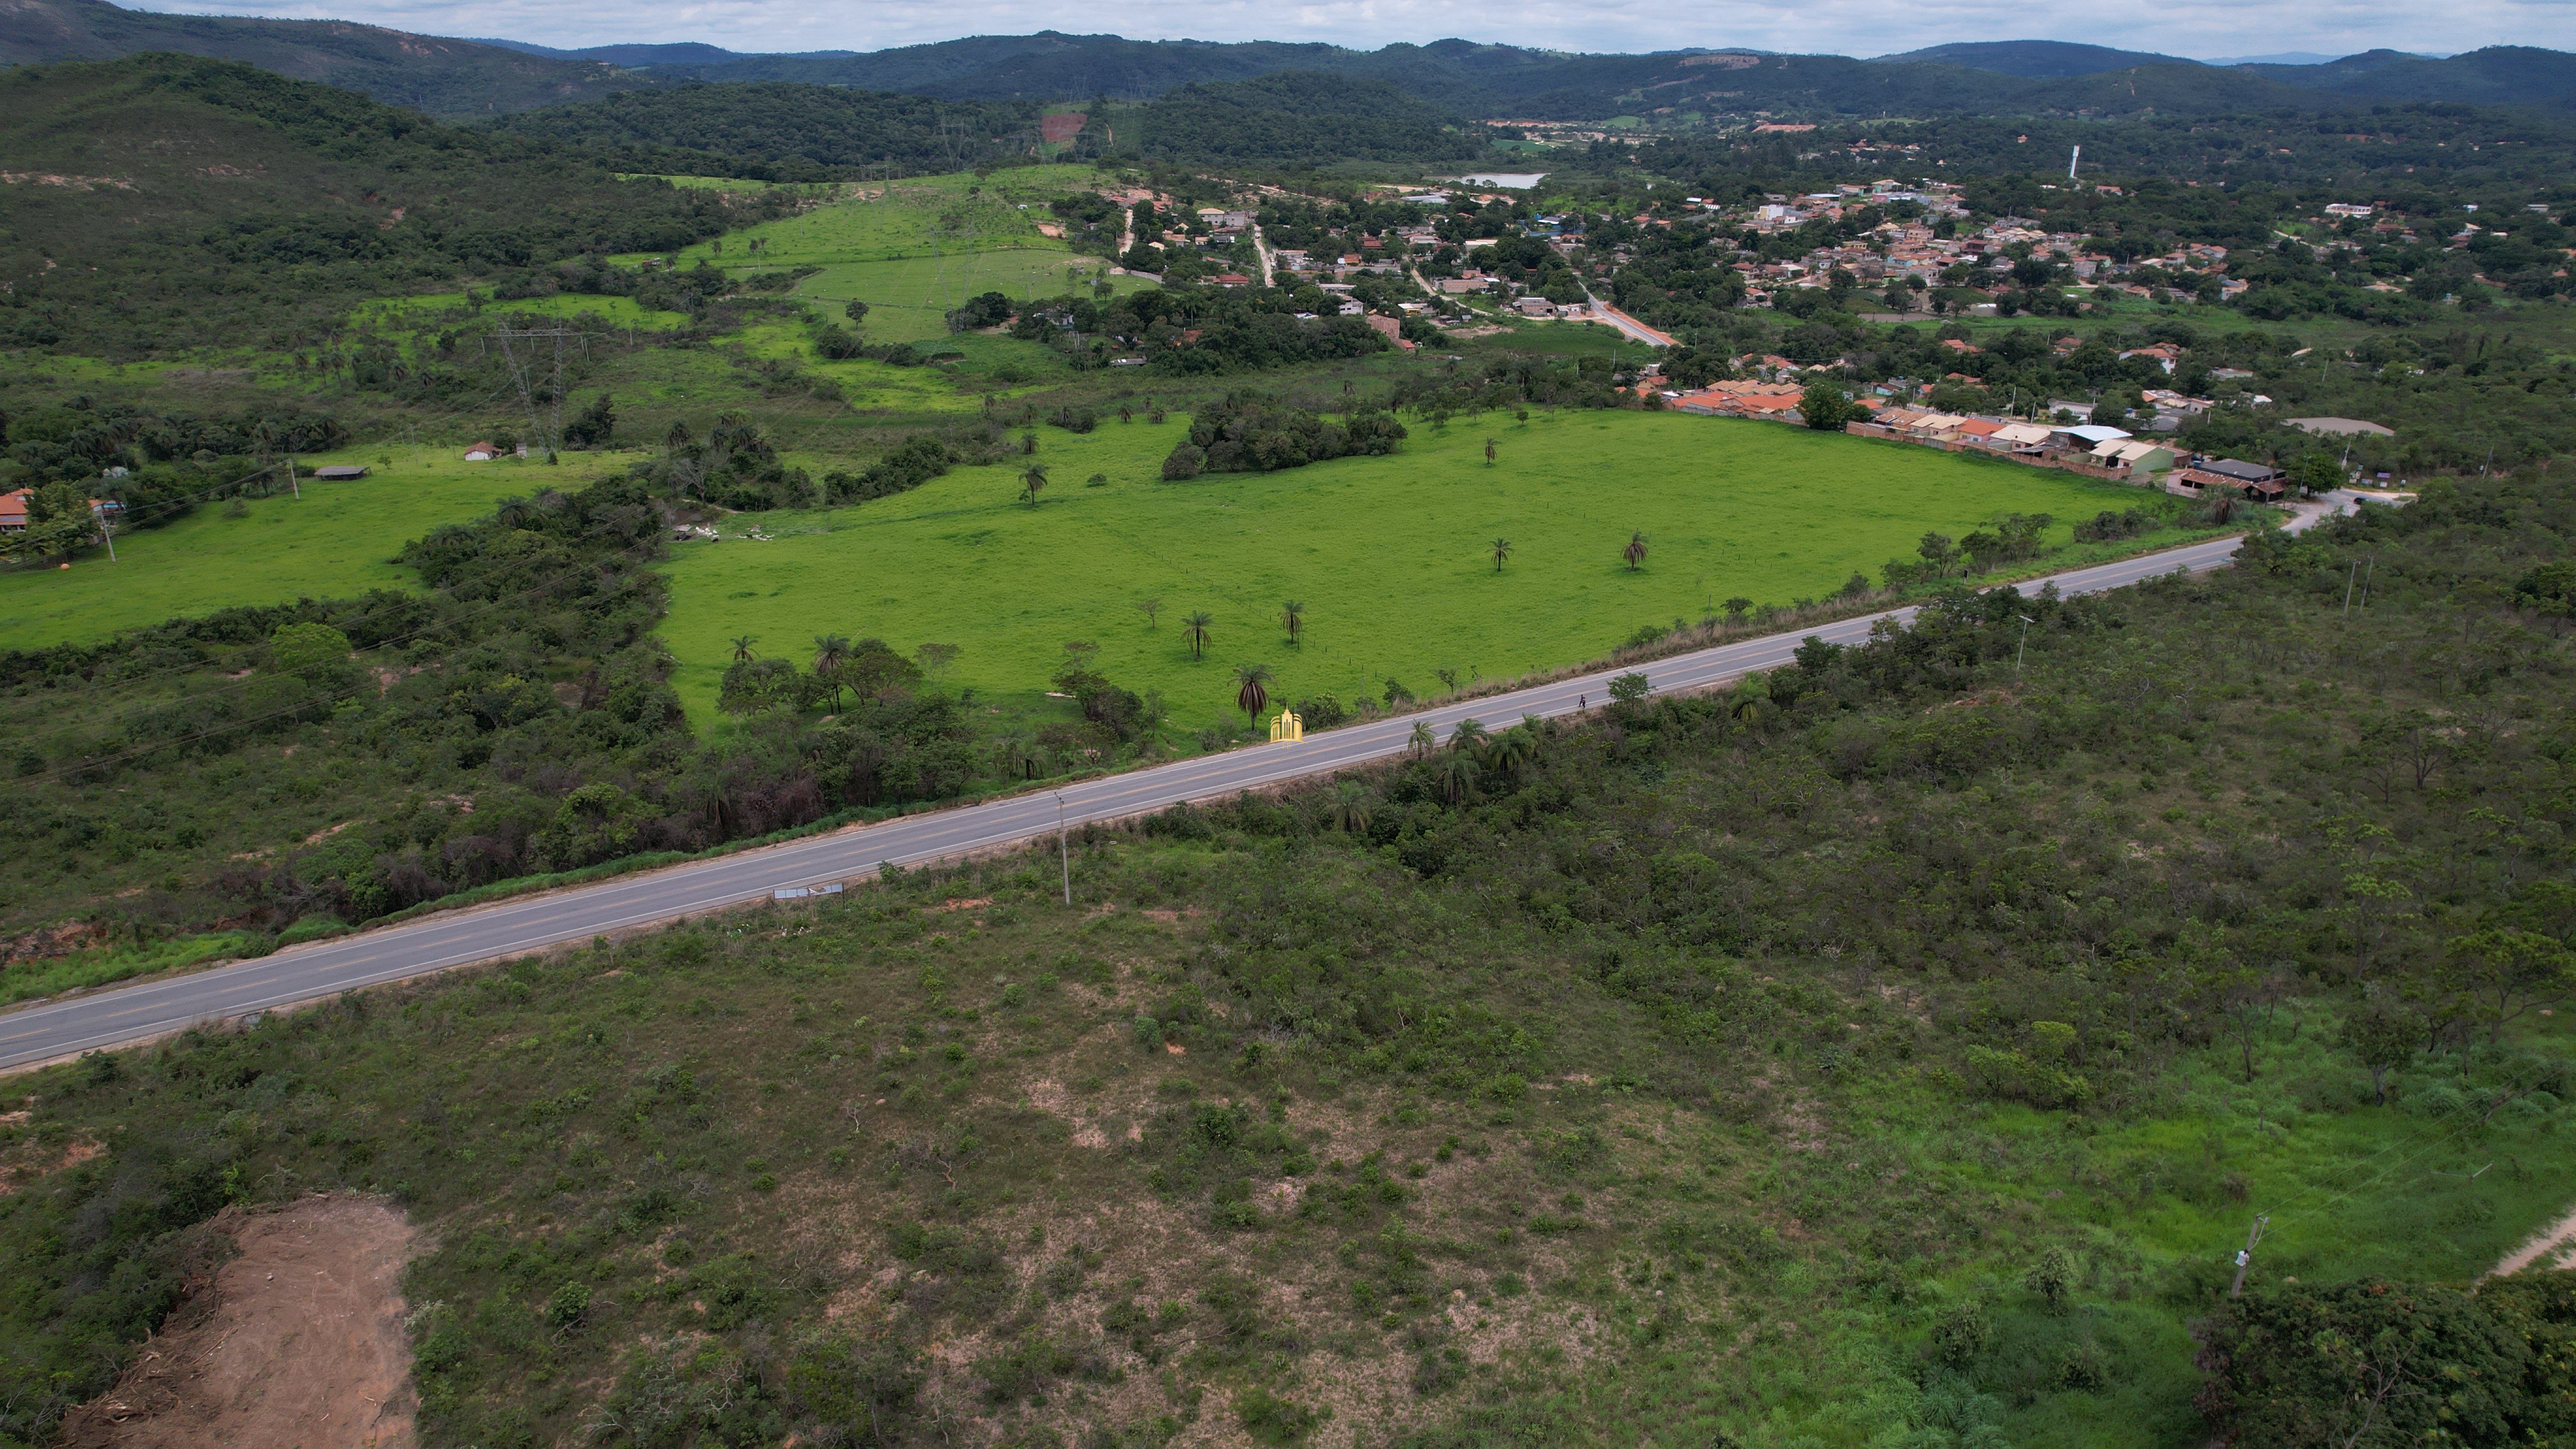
<box><xmin>0</xmin><ymin>488</ymin><xmax>118</xmax><ymax>532</ymax></box>
<box><xmin>2172</xmin><ymin>456</ymin><xmax>2287</xmax><ymax>501</ymax></box>
<box><xmin>464</xmin><ymin>443</ymin><xmax>501</xmax><ymax>461</ymax></box>
<box><xmin>2118</xmin><ymin>345</ymin><xmax>2181</xmax><ymax>373</ymax></box>
<box><xmin>2049</xmin><ymin>423</ymin><xmax>2133</xmax><ymax>452</ymax></box>
<box><xmin>2089</xmin><ymin>439</ymin><xmax>2175</xmax><ymax>478</ymax></box>
<box><xmin>1363</xmin><ymin>315</ymin><xmax>1417</xmax><ymax>353</ymax></box>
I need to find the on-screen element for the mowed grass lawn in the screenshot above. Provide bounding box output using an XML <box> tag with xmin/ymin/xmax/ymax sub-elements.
<box><xmin>0</xmin><ymin>448</ymin><xmax>638</xmax><ymax>650</ymax></box>
<box><xmin>660</xmin><ymin>409</ymin><xmax>2166</xmax><ymax>728</ymax></box>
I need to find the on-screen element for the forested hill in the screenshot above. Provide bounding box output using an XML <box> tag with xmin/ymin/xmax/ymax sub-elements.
<box><xmin>10</xmin><ymin>6</ymin><xmax>2576</xmax><ymax>123</ymax></box>
<box><xmin>488</xmin><ymin>83</ymin><xmax>1051</xmax><ymax>179</ymax></box>
<box><xmin>1127</xmin><ymin>72</ymin><xmax>1492</xmax><ymax>163</ymax></box>
<box><xmin>0</xmin><ymin>0</ymin><xmax>652</xmax><ymax>117</ymax></box>
<box><xmin>486</xmin><ymin>71</ymin><xmax>1489</xmax><ymax>173</ymax></box>
<box><xmin>0</xmin><ymin>56</ymin><xmax>780</xmax><ymax>353</ymax></box>
<box><xmin>1871</xmin><ymin>40</ymin><xmax>2202</xmax><ymax>76</ymax></box>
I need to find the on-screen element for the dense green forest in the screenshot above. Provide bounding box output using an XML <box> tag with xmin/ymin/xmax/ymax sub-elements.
<box><xmin>487</xmin><ymin>83</ymin><xmax>1051</xmax><ymax>179</ymax></box>
<box><xmin>0</xmin><ymin>467</ymin><xmax>2571</xmax><ymax>1446</ymax></box>
<box><xmin>1120</xmin><ymin>73</ymin><xmax>1489</xmax><ymax>164</ymax></box>
<box><xmin>0</xmin><ymin>56</ymin><xmax>795</xmax><ymax>354</ymax></box>
<box><xmin>0</xmin><ymin>0</ymin><xmax>652</xmax><ymax>117</ymax></box>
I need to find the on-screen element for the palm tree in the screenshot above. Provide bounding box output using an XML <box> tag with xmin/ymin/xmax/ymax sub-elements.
<box><xmin>1624</xmin><ymin>531</ymin><xmax>1650</xmax><ymax>571</ymax></box>
<box><xmin>812</xmin><ymin>634</ymin><xmax>851</xmax><ymax>710</ymax></box>
<box><xmin>1448</xmin><ymin>717</ymin><xmax>1489</xmax><ymax>755</ymax></box>
<box><xmin>1280</xmin><ymin>600</ymin><xmax>1304</xmax><ymax>644</ymax></box>
<box><xmin>1482</xmin><ymin>724</ymin><xmax>1537</xmax><ymax>781</ymax></box>
<box><xmin>1234</xmin><ymin>663</ymin><xmax>1273</xmax><ymax>724</ymax></box>
<box><xmin>666</xmin><ymin>419</ymin><xmax>693</xmax><ymax>452</ymax></box>
<box><xmin>1020</xmin><ymin>463</ymin><xmax>1050</xmax><ymax>507</ymax></box>
<box><xmin>1434</xmin><ymin>750</ymin><xmax>1478</xmax><ymax>805</ymax></box>
<box><xmin>1408</xmin><ymin>720</ymin><xmax>1435</xmax><ymax>759</ymax></box>
<box><xmin>1183</xmin><ymin>612</ymin><xmax>1213</xmax><ymax>660</ymax></box>
<box><xmin>729</xmin><ymin>635</ymin><xmax>758</xmax><ymax>664</ymax></box>
<box><xmin>1491</xmin><ymin>538</ymin><xmax>1512</xmax><ymax>573</ymax></box>
<box><xmin>1328</xmin><ymin>781</ymin><xmax>1374</xmax><ymax>835</ymax></box>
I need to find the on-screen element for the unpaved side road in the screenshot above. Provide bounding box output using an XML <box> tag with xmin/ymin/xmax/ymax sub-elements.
<box><xmin>2493</xmin><ymin>1203</ymin><xmax>2576</xmax><ymax>1279</ymax></box>
<box><xmin>61</xmin><ymin>1195</ymin><xmax>419</xmax><ymax>1449</ymax></box>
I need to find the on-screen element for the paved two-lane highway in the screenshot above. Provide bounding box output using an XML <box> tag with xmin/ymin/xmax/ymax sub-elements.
<box><xmin>0</xmin><ymin>525</ymin><xmax>2286</xmax><ymax>1072</ymax></box>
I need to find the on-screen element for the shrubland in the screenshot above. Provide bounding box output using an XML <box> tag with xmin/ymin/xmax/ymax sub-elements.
<box><xmin>0</xmin><ymin>467</ymin><xmax>2569</xmax><ymax>1446</ymax></box>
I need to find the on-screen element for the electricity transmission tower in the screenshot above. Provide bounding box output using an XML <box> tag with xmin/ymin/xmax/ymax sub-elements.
<box><xmin>485</xmin><ymin>328</ymin><xmax>592</xmax><ymax>459</ymax></box>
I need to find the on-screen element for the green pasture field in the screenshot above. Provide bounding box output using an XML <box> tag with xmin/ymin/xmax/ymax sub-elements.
<box><xmin>615</xmin><ymin>173</ymin><xmax>785</xmax><ymax>192</ymax></box>
<box><xmin>659</xmin><ymin>409</ymin><xmax>2196</xmax><ymax>728</ymax></box>
<box><xmin>795</xmin><ymin>254</ymin><xmax>1150</xmax><ymax>344</ymax></box>
<box><xmin>604</xmin><ymin>167</ymin><xmax>1132</xmax><ymax>344</ymax></box>
<box><xmin>353</xmin><ymin>292</ymin><xmax>694</xmax><ymax>337</ymax></box>
<box><xmin>0</xmin><ymin>448</ymin><xmax>635</xmax><ymax>650</ymax></box>
<box><xmin>612</xmin><ymin>166</ymin><xmax>1122</xmax><ymax>273</ymax></box>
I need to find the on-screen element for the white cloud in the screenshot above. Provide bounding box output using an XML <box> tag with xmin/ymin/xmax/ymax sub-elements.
<box><xmin>137</xmin><ymin>0</ymin><xmax>2571</xmax><ymax>62</ymax></box>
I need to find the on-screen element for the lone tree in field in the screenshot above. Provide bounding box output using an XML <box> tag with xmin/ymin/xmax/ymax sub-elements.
<box><xmin>844</xmin><ymin>299</ymin><xmax>870</xmax><ymax>325</ymax></box>
<box><xmin>813</xmin><ymin>634</ymin><xmax>852</xmax><ymax>709</ymax></box>
<box><xmin>729</xmin><ymin>635</ymin><xmax>758</xmax><ymax>663</ymax></box>
<box><xmin>1484</xmin><ymin>438</ymin><xmax>1497</xmax><ymax>465</ymax></box>
<box><xmin>1724</xmin><ymin>596</ymin><xmax>1753</xmax><ymax>622</ymax></box>
<box><xmin>1020</xmin><ymin>463</ymin><xmax>1050</xmax><ymax>507</ymax></box>
<box><xmin>1135</xmin><ymin>596</ymin><xmax>1162</xmax><ymax>629</ymax></box>
<box><xmin>1281</xmin><ymin>600</ymin><xmax>1304</xmax><ymax>644</ymax></box>
<box><xmin>1491</xmin><ymin>538</ymin><xmax>1512</xmax><ymax>572</ymax></box>
<box><xmin>1183</xmin><ymin>612</ymin><xmax>1213</xmax><ymax>660</ymax></box>
<box><xmin>1624</xmin><ymin>531</ymin><xmax>1650</xmax><ymax>571</ymax></box>
<box><xmin>1234</xmin><ymin>663</ymin><xmax>1273</xmax><ymax>724</ymax></box>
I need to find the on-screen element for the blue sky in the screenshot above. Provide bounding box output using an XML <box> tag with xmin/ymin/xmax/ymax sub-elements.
<box><xmin>134</xmin><ymin>0</ymin><xmax>2565</xmax><ymax>61</ymax></box>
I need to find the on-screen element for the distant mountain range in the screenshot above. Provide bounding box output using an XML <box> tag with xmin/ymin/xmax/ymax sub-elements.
<box><xmin>0</xmin><ymin>0</ymin><xmax>650</xmax><ymax>113</ymax></box>
<box><xmin>3</xmin><ymin>3</ymin><xmax>2572</xmax><ymax>122</ymax></box>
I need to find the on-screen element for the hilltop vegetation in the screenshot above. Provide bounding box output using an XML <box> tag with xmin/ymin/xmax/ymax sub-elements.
<box><xmin>489</xmin><ymin>83</ymin><xmax>1059</xmax><ymax>180</ymax></box>
<box><xmin>1125</xmin><ymin>73</ymin><xmax>1488</xmax><ymax>164</ymax></box>
<box><xmin>0</xmin><ymin>56</ymin><xmax>793</xmax><ymax>354</ymax></box>
<box><xmin>0</xmin><ymin>0</ymin><xmax>652</xmax><ymax>116</ymax></box>
<box><xmin>0</xmin><ymin>468</ymin><xmax>2571</xmax><ymax>1448</ymax></box>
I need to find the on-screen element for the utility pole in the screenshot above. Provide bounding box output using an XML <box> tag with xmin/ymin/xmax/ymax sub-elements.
<box><xmin>287</xmin><ymin>455</ymin><xmax>299</xmax><ymax>500</ymax></box>
<box><xmin>2343</xmin><ymin>558</ymin><xmax>2359</xmax><ymax>616</ymax></box>
<box><xmin>1051</xmin><ymin>790</ymin><xmax>1072</xmax><ymax>906</ymax></box>
<box><xmin>2015</xmin><ymin>614</ymin><xmax>2035</xmax><ymax>673</ymax></box>
<box><xmin>2359</xmin><ymin>557</ymin><xmax>2375</xmax><ymax>610</ymax></box>
<box><xmin>2228</xmin><ymin>1214</ymin><xmax>2270</xmax><ymax>1297</ymax></box>
<box><xmin>98</xmin><ymin>511</ymin><xmax>115</xmax><ymax>563</ymax></box>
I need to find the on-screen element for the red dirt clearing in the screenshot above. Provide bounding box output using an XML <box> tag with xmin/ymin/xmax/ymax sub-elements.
<box><xmin>61</xmin><ymin>1194</ymin><xmax>420</xmax><ymax>1449</ymax></box>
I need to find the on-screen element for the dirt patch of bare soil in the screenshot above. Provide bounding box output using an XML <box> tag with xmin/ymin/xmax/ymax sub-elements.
<box><xmin>60</xmin><ymin>1194</ymin><xmax>420</xmax><ymax>1449</ymax></box>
